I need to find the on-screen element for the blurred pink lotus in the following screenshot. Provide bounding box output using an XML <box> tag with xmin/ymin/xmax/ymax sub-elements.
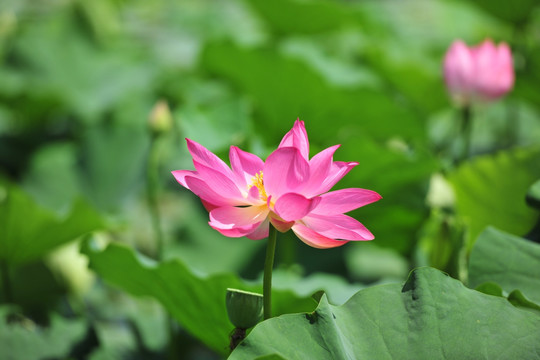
<box><xmin>172</xmin><ymin>120</ymin><xmax>381</xmax><ymax>249</ymax></box>
<box><xmin>443</xmin><ymin>39</ymin><xmax>514</xmax><ymax>105</ymax></box>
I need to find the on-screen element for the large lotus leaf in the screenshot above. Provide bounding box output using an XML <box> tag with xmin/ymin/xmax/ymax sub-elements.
<box><xmin>230</xmin><ymin>267</ymin><xmax>540</xmax><ymax>359</ymax></box>
<box><xmin>0</xmin><ymin>181</ymin><xmax>103</xmax><ymax>266</ymax></box>
<box><xmin>469</xmin><ymin>226</ymin><xmax>540</xmax><ymax>305</ymax></box>
<box><xmin>80</xmin><ymin>239</ymin><xmax>316</xmax><ymax>356</ymax></box>
<box><xmin>448</xmin><ymin>146</ymin><xmax>540</xmax><ymax>250</ymax></box>
<box><xmin>0</xmin><ymin>307</ymin><xmax>88</xmax><ymax>360</ymax></box>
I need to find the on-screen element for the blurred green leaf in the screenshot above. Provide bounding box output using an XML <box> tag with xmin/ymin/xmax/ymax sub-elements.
<box><xmin>80</xmin><ymin>122</ymin><xmax>150</xmax><ymax>212</ymax></box>
<box><xmin>415</xmin><ymin>208</ymin><xmax>466</xmax><ymax>278</ymax></box>
<box><xmin>230</xmin><ymin>267</ymin><xmax>540</xmax><ymax>359</ymax></box>
<box><xmin>0</xmin><ymin>307</ymin><xmax>88</xmax><ymax>360</ymax></box>
<box><xmin>81</xmin><ymin>239</ymin><xmax>316</xmax><ymax>356</ymax></box>
<box><xmin>461</xmin><ymin>0</ymin><xmax>539</xmax><ymax>24</ymax></box>
<box><xmin>247</xmin><ymin>0</ymin><xmax>363</xmax><ymax>35</ymax></box>
<box><xmin>5</xmin><ymin>261</ymin><xmax>65</xmax><ymax>320</ymax></box>
<box><xmin>449</xmin><ymin>146</ymin><xmax>540</xmax><ymax>249</ymax></box>
<box><xmin>12</xmin><ymin>11</ymin><xmax>155</xmax><ymax>122</ymax></box>
<box><xmin>201</xmin><ymin>42</ymin><xmax>424</xmax><ymax>145</ymax></box>
<box><xmin>337</xmin><ymin>134</ymin><xmax>437</xmax><ymax>254</ymax></box>
<box><xmin>0</xmin><ymin>181</ymin><xmax>103</xmax><ymax>266</ymax></box>
<box><xmin>469</xmin><ymin>226</ymin><xmax>540</xmax><ymax>304</ymax></box>
<box><xmin>178</xmin><ymin>95</ymin><xmax>252</xmax><ymax>152</ymax></box>
<box><xmin>345</xmin><ymin>242</ymin><xmax>409</xmax><ymax>283</ymax></box>
<box><xmin>527</xmin><ymin>179</ymin><xmax>540</xmax><ymax>210</ymax></box>
<box><xmin>164</xmin><ymin>194</ymin><xmax>262</xmax><ymax>275</ymax></box>
<box><xmin>271</xmin><ymin>268</ymin><xmax>366</xmax><ymax>306</ymax></box>
<box><xmin>22</xmin><ymin>143</ymin><xmax>80</xmax><ymax>212</ymax></box>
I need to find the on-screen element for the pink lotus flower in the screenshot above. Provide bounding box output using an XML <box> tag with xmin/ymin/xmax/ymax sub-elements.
<box><xmin>443</xmin><ymin>39</ymin><xmax>514</xmax><ymax>106</ymax></box>
<box><xmin>172</xmin><ymin>120</ymin><xmax>381</xmax><ymax>249</ymax></box>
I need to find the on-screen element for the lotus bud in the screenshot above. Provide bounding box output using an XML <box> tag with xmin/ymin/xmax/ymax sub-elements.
<box><xmin>148</xmin><ymin>100</ymin><xmax>172</xmax><ymax>136</ymax></box>
<box><xmin>443</xmin><ymin>39</ymin><xmax>514</xmax><ymax>106</ymax></box>
<box><xmin>226</xmin><ymin>288</ymin><xmax>263</xmax><ymax>329</ymax></box>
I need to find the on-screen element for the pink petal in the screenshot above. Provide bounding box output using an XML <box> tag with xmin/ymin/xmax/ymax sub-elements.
<box><xmin>193</xmin><ymin>161</ymin><xmax>245</xmax><ymax>203</ymax></box>
<box><xmin>273</xmin><ymin>193</ymin><xmax>321</xmax><ymax>221</ymax></box>
<box><xmin>201</xmin><ymin>199</ymin><xmax>219</xmax><ymax>212</ymax></box>
<box><xmin>474</xmin><ymin>40</ymin><xmax>499</xmax><ymax>98</ymax></box>
<box><xmin>477</xmin><ymin>41</ymin><xmax>514</xmax><ymax>100</ymax></box>
<box><xmin>443</xmin><ymin>40</ymin><xmax>475</xmax><ymax>102</ymax></box>
<box><xmin>246</xmin><ymin>218</ymin><xmax>270</xmax><ymax>240</ymax></box>
<box><xmin>209</xmin><ymin>205</ymin><xmax>269</xmax><ymax>237</ymax></box>
<box><xmin>292</xmin><ymin>223</ymin><xmax>349</xmax><ymax>249</ymax></box>
<box><xmin>211</xmin><ymin>225</ymin><xmax>261</xmax><ymax>238</ymax></box>
<box><xmin>247</xmin><ymin>185</ymin><xmax>263</xmax><ymax>204</ymax></box>
<box><xmin>186</xmin><ymin>139</ymin><xmax>234</xmax><ymax>177</ymax></box>
<box><xmin>263</xmin><ymin>147</ymin><xmax>310</xmax><ymax>198</ymax></box>
<box><xmin>229</xmin><ymin>146</ymin><xmax>265</xmax><ymax>187</ymax></box>
<box><xmin>310</xmin><ymin>161</ymin><xmax>357</xmax><ymax>195</ymax></box>
<box><xmin>495</xmin><ymin>43</ymin><xmax>514</xmax><ymax>90</ymax></box>
<box><xmin>301</xmin><ymin>145</ymin><xmax>340</xmax><ymax>197</ymax></box>
<box><xmin>303</xmin><ymin>213</ymin><xmax>374</xmax><ymax>240</ymax></box>
<box><xmin>185</xmin><ymin>176</ymin><xmax>238</xmax><ymax>207</ymax></box>
<box><xmin>278</xmin><ymin>119</ymin><xmax>309</xmax><ymax>160</ymax></box>
<box><xmin>171</xmin><ymin>170</ymin><xmax>197</xmax><ymax>188</ymax></box>
<box><xmin>269</xmin><ymin>211</ymin><xmax>295</xmax><ymax>233</ymax></box>
<box><xmin>312</xmin><ymin>188</ymin><xmax>381</xmax><ymax>215</ymax></box>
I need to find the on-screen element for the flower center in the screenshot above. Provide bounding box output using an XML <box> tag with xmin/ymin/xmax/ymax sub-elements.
<box><xmin>250</xmin><ymin>171</ymin><xmax>268</xmax><ymax>201</ymax></box>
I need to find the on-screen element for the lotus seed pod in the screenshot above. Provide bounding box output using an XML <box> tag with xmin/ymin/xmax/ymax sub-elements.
<box><xmin>226</xmin><ymin>288</ymin><xmax>263</xmax><ymax>329</ymax></box>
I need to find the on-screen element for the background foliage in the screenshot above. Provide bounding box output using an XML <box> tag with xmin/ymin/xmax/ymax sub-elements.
<box><xmin>1</xmin><ymin>0</ymin><xmax>539</xmax><ymax>359</ymax></box>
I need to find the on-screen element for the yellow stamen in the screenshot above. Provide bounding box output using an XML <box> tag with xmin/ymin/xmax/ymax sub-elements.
<box><xmin>250</xmin><ymin>171</ymin><xmax>268</xmax><ymax>201</ymax></box>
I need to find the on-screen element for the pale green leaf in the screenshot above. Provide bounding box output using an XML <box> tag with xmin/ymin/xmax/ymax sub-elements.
<box><xmin>469</xmin><ymin>226</ymin><xmax>540</xmax><ymax>304</ymax></box>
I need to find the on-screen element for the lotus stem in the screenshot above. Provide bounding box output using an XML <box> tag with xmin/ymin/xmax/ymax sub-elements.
<box><xmin>460</xmin><ymin>105</ymin><xmax>472</xmax><ymax>162</ymax></box>
<box><xmin>147</xmin><ymin>134</ymin><xmax>164</xmax><ymax>261</ymax></box>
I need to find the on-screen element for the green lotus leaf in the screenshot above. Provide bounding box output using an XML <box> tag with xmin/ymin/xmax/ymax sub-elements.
<box><xmin>230</xmin><ymin>267</ymin><xmax>540</xmax><ymax>359</ymax></box>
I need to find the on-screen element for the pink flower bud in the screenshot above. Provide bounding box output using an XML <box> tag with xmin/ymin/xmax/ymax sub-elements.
<box><xmin>443</xmin><ymin>39</ymin><xmax>514</xmax><ymax>106</ymax></box>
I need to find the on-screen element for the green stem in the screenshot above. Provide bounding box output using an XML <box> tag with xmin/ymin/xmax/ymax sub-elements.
<box><xmin>460</xmin><ymin>105</ymin><xmax>472</xmax><ymax>163</ymax></box>
<box><xmin>1</xmin><ymin>260</ymin><xmax>13</xmax><ymax>304</ymax></box>
<box><xmin>505</xmin><ymin>101</ymin><xmax>518</xmax><ymax>150</ymax></box>
<box><xmin>146</xmin><ymin>136</ymin><xmax>177</xmax><ymax>360</ymax></box>
<box><xmin>263</xmin><ymin>225</ymin><xmax>277</xmax><ymax>320</ymax></box>
<box><xmin>146</xmin><ymin>135</ymin><xmax>164</xmax><ymax>260</ymax></box>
